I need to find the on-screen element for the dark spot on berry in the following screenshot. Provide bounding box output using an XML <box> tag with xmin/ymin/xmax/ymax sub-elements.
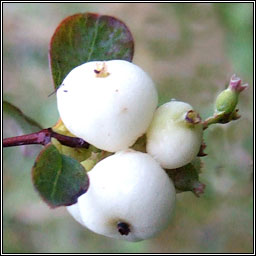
<box><xmin>94</xmin><ymin>69</ymin><xmax>100</xmax><ymax>74</ymax></box>
<box><xmin>117</xmin><ymin>222</ymin><xmax>130</xmax><ymax>236</ymax></box>
<box><xmin>63</xmin><ymin>90</ymin><xmax>68</xmax><ymax>92</ymax></box>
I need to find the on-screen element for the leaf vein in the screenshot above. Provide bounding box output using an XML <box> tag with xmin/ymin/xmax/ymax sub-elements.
<box><xmin>50</xmin><ymin>156</ymin><xmax>63</xmax><ymax>201</ymax></box>
<box><xmin>86</xmin><ymin>15</ymin><xmax>100</xmax><ymax>62</ymax></box>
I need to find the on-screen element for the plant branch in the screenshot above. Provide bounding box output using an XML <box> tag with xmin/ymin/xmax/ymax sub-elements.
<box><xmin>202</xmin><ymin>109</ymin><xmax>241</xmax><ymax>130</ymax></box>
<box><xmin>3</xmin><ymin>128</ymin><xmax>90</xmax><ymax>148</ymax></box>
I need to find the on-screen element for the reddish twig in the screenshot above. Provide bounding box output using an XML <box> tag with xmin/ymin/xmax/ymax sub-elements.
<box><xmin>3</xmin><ymin>128</ymin><xmax>90</xmax><ymax>148</ymax></box>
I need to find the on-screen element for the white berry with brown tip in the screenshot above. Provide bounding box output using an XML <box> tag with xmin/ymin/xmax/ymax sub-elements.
<box><xmin>70</xmin><ymin>150</ymin><xmax>176</xmax><ymax>242</ymax></box>
<box><xmin>57</xmin><ymin>60</ymin><xmax>158</xmax><ymax>152</ymax></box>
<box><xmin>146</xmin><ymin>100</ymin><xmax>203</xmax><ymax>169</ymax></box>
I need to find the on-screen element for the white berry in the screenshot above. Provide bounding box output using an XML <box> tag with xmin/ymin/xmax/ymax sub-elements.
<box><xmin>67</xmin><ymin>150</ymin><xmax>176</xmax><ymax>242</ymax></box>
<box><xmin>66</xmin><ymin>202</ymin><xmax>84</xmax><ymax>226</ymax></box>
<box><xmin>57</xmin><ymin>60</ymin><xmax>158</xmax><ymax>152</ymax></box>
<box><xmin>146</xmin><ymin>100</ymin><xmax>203</xmax><ymax>169</ymax></box>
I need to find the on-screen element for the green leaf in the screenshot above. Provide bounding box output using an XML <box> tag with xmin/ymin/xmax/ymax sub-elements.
<box><xmin>3</xmin><ymin>100</ymin><xmax>43</xmax><ymax>133</ymax></box>
<box><xmin>32</xmin><ymin>144</ymin><xmax>89</xmax><ymax>208</ymax></box>
<box><xmin>166</xmin><ymin>158</ymin><xmax>205</xmax><ymax>197</ymax></box>
<box><xmin>49</xmin><ymin>13</ymin><xmax>134</xmax><ymax>89</ymax></box>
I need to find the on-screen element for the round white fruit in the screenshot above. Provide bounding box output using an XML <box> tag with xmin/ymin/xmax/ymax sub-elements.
<box><xmin>66</xmin><ymin>202</ymin><xmax>84</xmax><ymax>226</ymax></box>
<box><xmin>57</xmin><ymin>60</ymin><xmax>158</xmax><ymax>152</ymax></box>
<box><xmin>146</xmin><ymin>100</ymin><xmax>203</xmax><ymax>169</ymax></box>
<box><xmin>67</xmin><ymin>150</ymin><xmax>176</xmax><ymax>242</ymax></box>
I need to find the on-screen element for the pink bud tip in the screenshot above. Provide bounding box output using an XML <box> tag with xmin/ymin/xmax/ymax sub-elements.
<box><xmin>229</xmin><ymin>74</ymin><xmax>248</xmax><ymax>92</ymax></box>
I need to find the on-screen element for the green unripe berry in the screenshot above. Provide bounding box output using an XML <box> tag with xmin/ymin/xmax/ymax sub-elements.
<box><xmin>146</xmin><ymin>100</ymin><xmax>203</xmax><ymax>169</ymax></box>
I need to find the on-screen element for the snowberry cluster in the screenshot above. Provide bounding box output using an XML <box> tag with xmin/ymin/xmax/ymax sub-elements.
<box><xmin>57</xmin><ymin>60</ymin><xmax>203</xmax><ymax>242</ymax></box>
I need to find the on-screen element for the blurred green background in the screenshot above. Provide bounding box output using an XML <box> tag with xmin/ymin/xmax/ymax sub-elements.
<box><xmin>3</xmin><ymin>3</ymin><xmax>253</xmax><ymax>253</ymax></box>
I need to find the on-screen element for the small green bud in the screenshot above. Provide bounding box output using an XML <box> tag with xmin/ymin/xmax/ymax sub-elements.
<box><xmin>215</xmin><ymin>74</ymin><xmax>248</xmax><ymax>114</ymax></box>
<box><xmin>215</xmin><ymin>89</ymin><xmax>238</xmax><ymax>114</ymax></box>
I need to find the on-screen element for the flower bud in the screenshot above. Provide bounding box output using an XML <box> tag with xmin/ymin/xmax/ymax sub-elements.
<box><xmin>215</xmin><ymin>74</ymin><xmax>248</xmax><ymax>114</ymax></box>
